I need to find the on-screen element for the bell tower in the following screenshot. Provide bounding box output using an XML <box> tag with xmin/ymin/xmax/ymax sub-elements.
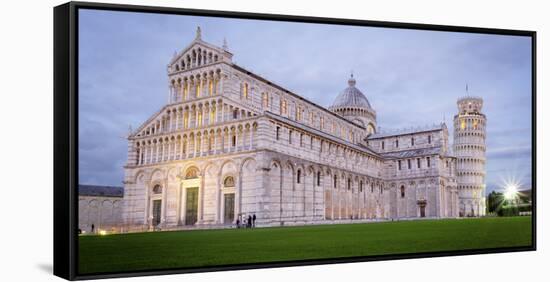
<box><xmin>453</xmin><ymin>95</ymin><xmax>487</xmax><ymax>217</ymax></box>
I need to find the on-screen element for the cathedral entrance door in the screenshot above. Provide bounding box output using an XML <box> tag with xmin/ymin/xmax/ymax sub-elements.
<box><xmin>417</xmin><ymin>199</ymin><xmax>427</xmax><ymax>218</ymax></box>
<box><xmin>420</xmin><ymin>205</ymin><xmax>426</xmax><ymax>218</ymax></box>
<box><xmin>223</xmin><ymin>193</ymin><xmax>235</xmax><ymax>224</ymax></box>
<box><xmin>152</xmin><ymin>200</ymin><xmax>162</xmax><ymax>226</ymax></box>
<box><xmin>185</xmin><ymin>187</ymin><xmax>198</xmax><ymax>225</ymax></box>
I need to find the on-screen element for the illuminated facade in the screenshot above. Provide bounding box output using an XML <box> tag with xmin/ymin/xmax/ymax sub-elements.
<box><xmin>121</xmin><ymin>27</ymin><xmax>477</xmax><ymax>231</ymax></box>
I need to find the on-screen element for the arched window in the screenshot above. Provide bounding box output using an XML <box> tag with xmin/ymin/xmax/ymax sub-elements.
<box><xmin>428</xmin><ymin>135</ymin><xmax>432</xmax><ymax>144</ymax></box>
<box><xmin>367</xmin><ymin>123</ymin><xmax>375</xmax><ymax>134</ymax></box>
<box><xmin>317</xmin><ymin>171</ymin><xmax>321</xmax><ymax>186</ymax></box>
<box><xmin>288</xmin><ymin>130</ymin><xmax>292</xmax><ymax>144</ymax></box>
<box><xmin>242</xmin><ymin>83</ymin><xmax>249</xmax><ymax>99</ymax></box>
<box><xmin>262</xmin><ymin>92</ymin><xmax>269</xmax><ymax>108</ymax></box>
<box><xmin>297</xmin><ymin>170</ymin><xmax>301</xmax><ymax>183</ymax></box>
<box><xmin>195</xmin><ymin>80</ymin><xmax>201</xmax><ymax>97</ymax></box>
<box><xmin>152</xmin><ymin>184</ymin><xmax>162</xmax><ymax>194</ymax></box>
<box><xmin>411</xmin><ymin>137</ymin><xmax>415</xmax><ymax>146</ymax></box>
<box><xmin>333</xmin><ymin>175</ymin><xmax>338</xmax><ymax>189</ymax></box>
<box><xmin>223</xmin><ymin>176</ymin><xmax>235</xmax><ymax>187</ymax></box>
<box><xmin>400</xmin><ymin>185</ymin><xmax>405</xmax><ymax>198</ymax></box>
<box><xmin>296</xmin><ymin>106</ymin><xmax>303</xmax><ymax>121</ymax></box>
<box><xmin>197</xmin><ymin>111</ymin><xmax>203</xmax><ymax>126</ymax></box>
<box><xmin>396</xmin><ymin>139</ymin><xmax>399</xmax><ymax>148</ymax></box>
<box><xmin>183</xmin><ymin>113</ymin><xmax>189</xmax><ymax>128</ymax></box>
<box><xmin>183</xmin><ymin>82</ymin><xmax>189</xmax><ymax>100</ymax></box>
<box><xmin>359</xmin><ymin>181</ymin><xmax>363</xmax><ymax>192</ymax></box>
<box><xmin>208</xmin><ymin>135</ymin><xmax>214</xmax><ymax>151</ymax></box>
<box><xmin>135</xmin><ymin>147</ymin><xmax>141</xmax><ymax>165</ymax></box>
<box><xmin>210</xmin><ymin>108</ymin><xmax>216</xmax><ymax>124</ymax></box>
<box><xmin>185</xmin><ymin>167</ymin><xmax>199</xmax><ymax>179</ymax></box>
<box><xmin>281</xmin><ymin>99</ymin><xmax>287</xmax><ymax>115</ymax></box>
<box><xmin>347</xmin><ymin>178</ymin><xmax>351</xmax><ymax>190</ymax></box>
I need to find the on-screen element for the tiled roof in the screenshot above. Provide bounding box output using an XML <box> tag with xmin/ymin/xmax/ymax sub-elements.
<box><xmin>79</xmin><ymin>184</ymin><xmax>124</xmax><ymax>197</ymax></box>
<box><xmin>368</xmin><ymin>123</ymin><xmax>445</xmax><ymax>139</ymax></box>
<box><xmin>380</xmin><ymin>146</ymin><xmax>442</xmax><ymax>159</ymax></box>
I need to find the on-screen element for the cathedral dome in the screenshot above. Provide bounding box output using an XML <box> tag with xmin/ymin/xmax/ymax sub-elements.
<box><xmin>330</xmin><ymin>75</ymin><xmax>372</xmax><ymax>110</ymax></box>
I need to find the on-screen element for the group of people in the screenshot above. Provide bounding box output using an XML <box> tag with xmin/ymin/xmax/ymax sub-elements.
<box><xmin>236</xmin><ymin>214</ymin><xmax>256</xmax><ymax>228</ymax></box>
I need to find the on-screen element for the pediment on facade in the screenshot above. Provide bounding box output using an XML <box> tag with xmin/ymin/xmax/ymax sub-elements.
<box><xmin>168</xmin><ymin>37</ymin><xmax>232</xmax><ymax>72</ymax></box>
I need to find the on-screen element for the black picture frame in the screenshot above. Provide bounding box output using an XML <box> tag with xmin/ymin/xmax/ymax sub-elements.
<box><xmin>54</xmin><ymin>1</ymin><xmax>537</xmax><ymax>280</ymax></box>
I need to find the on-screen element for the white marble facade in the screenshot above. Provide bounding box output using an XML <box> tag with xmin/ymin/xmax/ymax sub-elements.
<box><xmin>121</xmin><ymin>28</ymin><xmax>485</xmax><ymax>231</ymax></box>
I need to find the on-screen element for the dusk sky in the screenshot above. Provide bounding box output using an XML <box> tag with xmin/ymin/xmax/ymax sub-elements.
<box><xmin>78</xmin><ymin>9</ymin><xmax>532</xmax><ymax>194</ymax></box>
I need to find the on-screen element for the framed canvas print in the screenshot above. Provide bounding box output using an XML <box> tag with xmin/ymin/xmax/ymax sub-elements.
<box><xmin>54</xmin><ymin>1</ymin><xmax>536</xmax><ymax>280</ymax></box>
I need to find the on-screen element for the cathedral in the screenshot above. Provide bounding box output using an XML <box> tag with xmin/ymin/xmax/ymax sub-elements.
<box><xmin>121</xmin><ymin>27</ymin><xmax>487</xmax><ymax>231</ymax></box>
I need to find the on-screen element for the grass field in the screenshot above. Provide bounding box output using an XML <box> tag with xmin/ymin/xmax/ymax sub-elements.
<box><xmin>78</xmin><ymin>216</ymin><xmax>532</xmax><ymax>274</ymax></box>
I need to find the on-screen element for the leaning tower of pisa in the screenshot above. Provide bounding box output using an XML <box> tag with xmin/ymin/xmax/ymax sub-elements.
<box><xmin>453</xmin><ymin>96</ymin><xmax>487</xmax><ymax>217</ymax></box>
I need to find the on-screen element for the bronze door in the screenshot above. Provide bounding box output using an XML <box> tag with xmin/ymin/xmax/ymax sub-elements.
<box><xmin>185</xmin><ymin>187</ymin><xmax>198</xmax><ymax>225</ymax></box>
<box><xmin>152</xmin><ymin>199</ymin><xmax>162</xmax><ymax>226</ymax></box>
<box><xmin>224</xmin><ymin>193</ymin><xmax>235</xmax><ymax>224</ymax></box>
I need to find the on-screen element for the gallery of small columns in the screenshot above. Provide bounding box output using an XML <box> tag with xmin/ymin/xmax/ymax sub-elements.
<box><xmin>134</xmin><ymin>97</ymin><xmax>258</xmax><ymax>138</ymax></box>
<box><xmin>131</xmin><ymin>119</ymin><xmax>259</xmax><ymax>166</ymax></box>
<box><xmin>454</xmin><ymin>115</ymin><xmax>486</xmax><ymax>132</ymax></box>
<box><xmin>168</xmin><ymin>68</ymin><xmax>225</xmax><ymax>103</ymax></box>
<box><xmin>170</xmin><ymin>45</ymin><xmax>223</xmax><ymax>73</ymax></box>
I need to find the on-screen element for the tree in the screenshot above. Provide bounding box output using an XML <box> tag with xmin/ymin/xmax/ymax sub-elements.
<box><xmin>487</xmin><ymin>191</ymin><xmax>504</xmax><ymax>214</ymax></box>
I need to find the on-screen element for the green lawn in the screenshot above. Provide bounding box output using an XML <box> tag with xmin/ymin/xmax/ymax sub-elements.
<box><xmin>78</xmin><ymin>216</ymin><xmax>532</xmax><ymax>274</ymax></box>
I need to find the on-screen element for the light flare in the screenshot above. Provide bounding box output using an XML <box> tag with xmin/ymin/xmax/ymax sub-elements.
<box><xmin>503</xmin><ymin>183</ymin><xmax>519</xmax><ymax>200</ymax></box>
